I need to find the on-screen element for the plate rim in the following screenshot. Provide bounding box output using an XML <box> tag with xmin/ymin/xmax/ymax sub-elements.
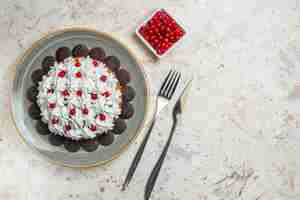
<box><xmin>10</xmin><ymin>27</ymin><xmax>151</xmax><ymax>169</ymax></box>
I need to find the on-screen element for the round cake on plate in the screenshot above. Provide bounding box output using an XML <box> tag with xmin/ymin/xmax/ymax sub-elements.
<box><xmin>27</xmin><ymin>44</ymin><xmax>136</xmax><ymax>152</ymax></box>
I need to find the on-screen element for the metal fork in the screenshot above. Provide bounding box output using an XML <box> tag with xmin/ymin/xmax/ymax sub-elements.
<box><xmin>122</xmin><ymin>70</ymin><xmax>181</xmax><ymax>190</ymax></box>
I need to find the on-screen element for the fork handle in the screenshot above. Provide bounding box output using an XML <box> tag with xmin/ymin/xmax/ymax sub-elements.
<box><xmin>144</xmin><ymin>115</ymin><xmax>178</xmax><ymax>200</ymax></box>
<box><xmin>122</xmin><ymin>119</ymin><xmax>156</xmax><ymax>190</ymax></box>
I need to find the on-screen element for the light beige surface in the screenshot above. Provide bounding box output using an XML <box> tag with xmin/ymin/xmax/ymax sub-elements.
<box><xmin>1</xmin><ymin>0</ymin><xmax>300</xmax><ymax>199</ymax></box>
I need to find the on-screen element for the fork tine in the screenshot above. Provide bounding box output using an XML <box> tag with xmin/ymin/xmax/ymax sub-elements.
<box><xmin>164</xmin><ymin>71</ymin><xmax>178</xmax><ymax>99</ymax></box>
<box><xmin>159</xmin><ymin>70</ymin><xmax>173</xmax><ymax>96</ymax></box>
<box><xmin>167</xmin><ymin>72</ymin><xmax>181</xmax><ymax>99</ymax></box>
<box><xmin>159</xmin><ymin>70</ymin><xmax>174</xmax><ymax>96</ymax></box>
<box><xmin>161</xmin><ymin>71</ymin><xmax>177</xmax><ymax>97</ymax></box>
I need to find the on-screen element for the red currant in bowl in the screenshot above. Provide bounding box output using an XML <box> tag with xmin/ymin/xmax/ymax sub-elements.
<box><xmin>136</xmin><ymin>9</ymin><xmax>186</xmax><ymax>58</ymax></box>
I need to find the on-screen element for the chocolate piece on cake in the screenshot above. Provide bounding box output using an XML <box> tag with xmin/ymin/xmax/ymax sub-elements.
<box><xmin>104</xmin><ymin>56</ymin><xmax>120</xmax><ymax>71</ymax></box>
<box><xmin>116</xmin><ymin>69</ymin><xmax>130</xmax><ymax>85</ymax></box>
<box><xmin>41</xmin><ymin>56</ymin><xmax>55</xmax><ymax>73</ymax></box>
<box><xmin>49</xmin><ymin>134</ymin><xmax>65</xmax><ymax>146</ymax></box>
<box><xmin>98</xmin><ymin>132</ymin><xmax>114</xmax><ymax>146</ymax></box>
<box><xmin>26</xmin><ymin>85</ymin><xmax>38</xmax><ymax>102</ymax></box>
<box><xmin>28</xmin><ymin>103</ymin><xmax>41</xmax><ymax>120</ymax></box>
<box><xmin>122</xmin><ymin>85</ymin><xmax>135</xmax><ymax>102</ymax></box>
<box><xmin>31</xmin><ymin>69</ymin><xmax>44</xmax><ymax>84</ymax></box>
<box><xmin>89</xmin><ymin>47</ymin><xmax>106</xmax><ymax>61</ymax></box>
<box><xmin>120</xmin><ymin>103</ymin><xmax>134</xmax><ymax>119</ymax></box>
<box><xmin>56</xmin><ymin>47</ymin><xmax>71</xmax><ymax>62</ymax></box>
<box><xmin>64</xmin><ymin>139</ymin><xmax>80</xmax><ymax>152</ymax></box>
<box><xmin>36</xmin><ymin>120</ymin><xmax>51</xmax><ymax>135</ymax></box>
<box><xmin>72</xmin><ymin>44</ymin><xmax>89</xmax><ymax>57</ymax></box>
<box><xmin>80</xmin><ymin>139</ymin><xmax>99</xmax><ymax>152</ymax></box>
<box><xmin>113</xmin><ymin>119</ymin><xmax>127</xmax><ymax>135</ymax></box>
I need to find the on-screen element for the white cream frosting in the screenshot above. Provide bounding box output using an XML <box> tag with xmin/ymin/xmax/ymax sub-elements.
<box><xmin>37</xmin><ymin>56</ymin><xmax>122</xmax><ymax>140</ymax></box>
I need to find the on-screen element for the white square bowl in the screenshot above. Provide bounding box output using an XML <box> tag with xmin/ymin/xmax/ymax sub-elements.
<box><xmin>135</xmin><ymin>9</ymin><xmax>186</xmax><ymax>58</ymax></box>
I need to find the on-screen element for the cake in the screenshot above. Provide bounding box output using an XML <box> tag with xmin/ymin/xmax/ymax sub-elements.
<box><xmin>27</xmin><ymin>44</ymin><xmax>136</xmax><ymax>152</ymax></box>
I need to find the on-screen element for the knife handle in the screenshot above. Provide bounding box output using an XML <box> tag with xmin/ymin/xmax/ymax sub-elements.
<box><xmin>144</xmin><ymin>114</ymin><xmax>178</xmax><ymax>200</ymax></box>
<box><xmin>122</xmin><ymin>119</ymin><xmax>156</xmax><ymax>190</ymax></box>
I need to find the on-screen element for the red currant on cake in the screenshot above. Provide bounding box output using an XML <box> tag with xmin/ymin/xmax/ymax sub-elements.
<box><xmin>48</xmin><ymin>102</ymin><xmax>56</xmax><ymax>109</ymax></box>
<box><xmin>51</xmin><ymin>117</ymin><xmax>59</xmax><ymax>125</ymax></box>
<box><xmin>75</xmin><ymin>62</ymin><xmax>81</xmax><ymax>67</ymax></box>
<box><xmin>64</xmin><ymin>124</ymin><xmax>72</xmax><ymax>131</ymax></box>
<box><xmin>69</xmin><ymin>108</ymin><xmax>76</xmax><ymax>116</ymax></box>
<box><xmin>92</xmin><ymin>60</ymin><xmax>98</xmax><ymax>67</ymax></box>
<box><xmin>76</xmin><ymin>90</ymin><xmax>83</xmax><ymax>97</ymax></box>
<box><xmin>91</xmin><ymin>93</ymin><xmax>98</xmax><ymax>100</ymax></box>
<box><xmin>61</xmin><ymin>89</ymin><xmax>70</xmax><ymax>97</ymax></box>
<box><xmin>82</xmin><ymin>107</ymin><xmax>89</xmax><ymax>115</ymax></box>
<box><xmin>89</xmin><ymin>124</ymin><xmax>97</xmax><ymax>132</ymax></box>
<box><xmin>100</xmin><ymin>75</ymin><xmax>107</xmax><ymax>82</ymax></box>
<box><xmin>75</xmin><ymin>71</ymin><xmax>82</xmax><ymax>78</ymax></box>
<box><xmin>58</xmin><ymin>70</ymin><xmax>66</xmax><ymax>78</ymax></box>
<box><xmin>101</xmin><ymin>91</ymin><xmax>111</xmax><ymax>97</ymax></box>
<box><xmin>98</xmin><ymin>113</ymin><xmax>106</xmax><ymax>121</ymax></box>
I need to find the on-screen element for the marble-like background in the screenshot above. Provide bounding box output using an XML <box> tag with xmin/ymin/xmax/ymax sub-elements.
<box><xmin>1</xmin><ymin>0</ymin><xmax>300</xmax><ymax>199</ymax></box>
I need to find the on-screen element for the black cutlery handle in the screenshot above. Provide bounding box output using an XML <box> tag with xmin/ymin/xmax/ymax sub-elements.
<box><xmin>122</xmin><ymin>119</ymin><xmax>156</xmax><ymax>190</ymax></box>
<box><xmin>144</xmin><ymin>115</ymin><xmax>178</xmax><ymax>200</ymax></box>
